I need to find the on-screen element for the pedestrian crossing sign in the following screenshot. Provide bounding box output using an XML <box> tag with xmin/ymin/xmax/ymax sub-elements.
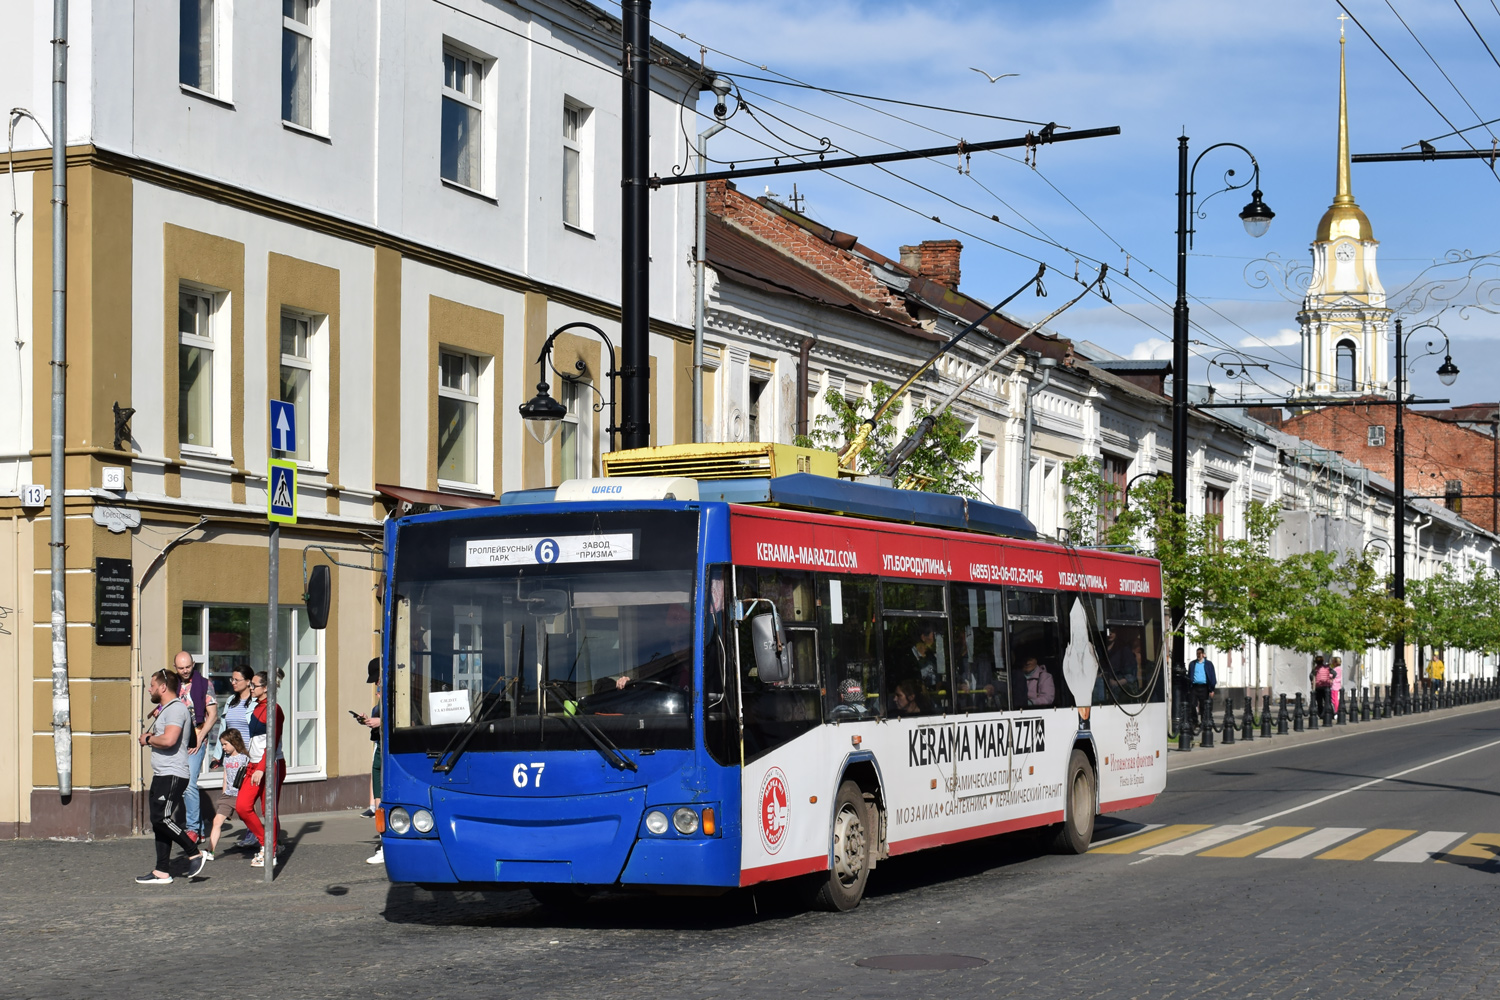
<box><xmin>268</xmin><ymin>459</ymin><xmax>297</xmax><ymax>524</ymax></box>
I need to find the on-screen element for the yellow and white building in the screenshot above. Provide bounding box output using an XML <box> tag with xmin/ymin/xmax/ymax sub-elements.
<box><xmin>0</xmin><ymin>0</ymin><xmax>705</xmax><ymax>838</ymax></box>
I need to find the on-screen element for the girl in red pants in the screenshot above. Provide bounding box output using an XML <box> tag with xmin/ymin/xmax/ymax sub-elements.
<box><xmin>236</xmin><ymin>670</ymin><xmax>286</xmax><ymax>868</ymax></box>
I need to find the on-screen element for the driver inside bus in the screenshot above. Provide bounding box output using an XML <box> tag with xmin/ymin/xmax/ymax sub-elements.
<box><xmin>610</xmin><ymin>602</ymin><xmax>693</xmax><ymax>691</ymax></box>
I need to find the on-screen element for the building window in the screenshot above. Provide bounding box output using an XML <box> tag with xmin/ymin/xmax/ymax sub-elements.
<box><xmin>1368</xmin><ymin>424</ymin><xmax>1386</xmax><ymax>447</ymax></box>
<box><xmin>281</xmin><ymin>0</ymin><xmax>316</xmax><ymax>128</ymax></box>
<box><xmin>1205</xmin><ymin>486</ymin><xmax>1226</xmax><ymax>539</ymax></box>
<box><xmin>279</xmin><ymin>313</ymin><xmax>313</xmax><ymax>463</ymax></box>
<box><xmin>178</xmin><ymin>286</ymin><xmax>218</xmax><ymax>451</ymax></box>
<box><xmin>182</xmin><ymin>602</ymin><xmax>323</xmax><ymax>782</ymax></box>
<box><xmin>442</xmin><ymin>47</ymin><xmax>484</xmax><ymax>190</ymax></box>
<box><xmin>1336</xmin><ymin>340</ymin><xmax>1356</xmax><ymax>392</ymax></box>
<box><xmin>1446</xmin><ymin>479</ymin><xmax>1464</xmax><ymax>514</ymax></box>
<box><xmin>179</xmin><ymin>0</ymin><xmax>216</xmax><ymax>94</ymax></box>
<box><xmin>562</xmin><ymin>101</ymin><xmax>592</xmax><ymax>230</ymax></box>
<box><xmin>1101</xmin><ymin>454</ymin><xmax>1129</xmax><ymax>529</ymax></box>
<box><xmin>438</xmin><ymin>349</ymin><xmax>482</xmax><ymax>485</ymax></box>
<box><xmin>558</xmin><ymin>379</ymin><xmax>593</xmax><ymax>480</ymax></box>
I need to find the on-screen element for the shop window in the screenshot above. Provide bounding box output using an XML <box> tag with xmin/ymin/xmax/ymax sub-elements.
<box><xmin>182</xmin><ymin>602</ymin><xmax>323</xmax><ymax>785</ymax></box>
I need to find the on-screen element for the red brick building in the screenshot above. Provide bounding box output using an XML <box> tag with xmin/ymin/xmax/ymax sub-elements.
<box><xmin>1283</xmin><ymin>401</ymin><xmax>1500</xmax><ymax>533</ymax></box>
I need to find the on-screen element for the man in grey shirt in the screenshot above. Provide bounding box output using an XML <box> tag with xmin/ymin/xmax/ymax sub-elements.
<box><xmin>136</xmin><ymin>668</ymin><xmax>208</xmax><ymax>884</ymax></box>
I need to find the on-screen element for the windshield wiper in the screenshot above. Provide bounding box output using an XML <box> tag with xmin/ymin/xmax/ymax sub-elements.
<box><xmin>433</xmin><ymin>625</ymin><xmax>522</xmax><ymax>774</ymax></box>
<box><xmin>544</xmin><ymin>682</ymin><xmax>638</xmax><ymax>772</ymax></box>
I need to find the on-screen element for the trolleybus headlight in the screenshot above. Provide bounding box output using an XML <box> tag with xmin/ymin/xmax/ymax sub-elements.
<box><xmin>645</xmin><ymin>810</ymin><xmax>669</xmax><ymax>835</ymax></box>
<box><xmin>388</xmin><ymin>807</ymin><xmax>412</xmax><ymax>835</ymax></box>
<box><xmin>672</xmin><ymin>807</ymin><xmax>699</xmax><ymax>835</ymax></box>
<box><xmin>412</xmin><ymin>809</ymin><xmax>435</xmax><ymax>834</ymax></box>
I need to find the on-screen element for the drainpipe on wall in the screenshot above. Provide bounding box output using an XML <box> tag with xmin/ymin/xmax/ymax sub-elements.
<box><xmin>49</xmin><ymin>0</ymin><xmax>71</xmax><ymax>800</ymax></box>
<box><xmin>692</xmin><ymin>119</ymin><xmax>726</xmax><ymax>443</ymax></box>
<box><xmin>1020</xmin><ymin>357</ymin><xmax>1057</xmax><ymax>519</ymax></box>
<box><xmin>796</xmin><ymin>337</ymin><xmax>815</xmax><ymax>440</ymax></box>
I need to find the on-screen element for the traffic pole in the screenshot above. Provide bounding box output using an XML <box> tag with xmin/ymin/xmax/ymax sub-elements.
<box><xmin>264</xmin><ymin>520</ymin><xmax>278</xmax><ymax>882</ymax></box>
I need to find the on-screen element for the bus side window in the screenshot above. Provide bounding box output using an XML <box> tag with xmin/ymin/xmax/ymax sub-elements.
<box><xmin>1006</xmin><ymin>588</ymin><xmax>1071</xmax><ymax>710</ymax></box>
<box><xmin>882</xmin><ymin>580</ymin><xmax>951</xmax><ymax>717</ymax></box>
<box><xmin>952</xmin><ymin>584</ymin><xmax>1008</xmax><ymax>713</ymax></box>
<box><xmin>703</xmin><ymin>565</ymin><xmax>739</xmax><ymax>766</ymax></box>
<box><xmin>1097</xmin><ymin>595</ymin><xmax>1153</xmax><ymax>705</ymax></box>
<box><xmin>819</xmin><ymin>574</ymin><xmax>882</xmax><ymax>722</ymax></box>
<box><xmin>734</xmin><ymin>567</ymin><xmax>821</xmax><ymax>761</ymax></box>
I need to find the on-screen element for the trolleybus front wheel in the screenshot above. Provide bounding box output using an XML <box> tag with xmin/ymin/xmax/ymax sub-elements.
<box><xmin>807</xmin><ymin>780</ymin><xmax>873</xmax><ymax>912</ymax></box>
<box><xmin>1050</xmin><ymin>748</ymin><xmax>1096</xmax><ymax>855</ymax></box>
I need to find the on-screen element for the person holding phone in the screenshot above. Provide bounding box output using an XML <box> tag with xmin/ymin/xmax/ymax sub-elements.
<box><xmin>360</xmin><ymin>659</ymin><xmax>384</xmax><ymax>866</ymax></box>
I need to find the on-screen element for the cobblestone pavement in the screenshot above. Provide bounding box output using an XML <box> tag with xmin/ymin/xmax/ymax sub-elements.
<box><xmin>3</xmin><ymin>708</ymin><xmax>1499</xmax><ymax>1000</ymax></box>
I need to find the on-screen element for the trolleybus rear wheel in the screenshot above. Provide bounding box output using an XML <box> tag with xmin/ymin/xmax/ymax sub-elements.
<box><xmin>1050</xmin><ymin>748</ymin><xmax>1096</xmax><ymax>855</ymax></box>
<box><xmin>808</xmin><ymin>780</ymin><xmax>872</xmax><ymax>912</ymax></box>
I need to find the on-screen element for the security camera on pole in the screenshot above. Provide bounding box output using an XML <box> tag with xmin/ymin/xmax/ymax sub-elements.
<box><xmin>265</xmin><ymin>399</ymin><xmax>298</xmax><ymax>881</ymax></box>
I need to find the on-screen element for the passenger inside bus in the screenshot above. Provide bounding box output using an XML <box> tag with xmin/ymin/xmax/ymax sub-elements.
<box><xmin>1018</xmin><ymin>657</ymin><xmax>1056</xmax><ymax>707</ymax></box>
<box><xmin>884</xmin><ymin>616</ymin><xmax>949</xmax><ymax>716</ymax></box>
<box><xmin>891</xmin><ymin>679</ymin><xmax>925</xmax><ymax>715</ymax></box>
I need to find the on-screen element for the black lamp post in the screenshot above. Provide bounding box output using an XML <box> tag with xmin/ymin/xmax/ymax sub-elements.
<box><xmin>1172</xmin><ymin>136</ymin><xmax>1274</xmax><ymax>741</ymax></box>
<box><xmin>518</xmin><ymin>322</ymin><xmax>620</xmax><ymax>453</ymax></box>
<box><xmin>1390</xmin><ymin>317</ymin><xmax>1459</xmax><ymax>695</ymax></box>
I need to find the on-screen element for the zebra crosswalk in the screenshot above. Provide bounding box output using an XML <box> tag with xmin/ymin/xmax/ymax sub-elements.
<box><xmin>1092</xmin><ymin>823</ymin><xmax>1500</xmax><ymax>864</ymax></box>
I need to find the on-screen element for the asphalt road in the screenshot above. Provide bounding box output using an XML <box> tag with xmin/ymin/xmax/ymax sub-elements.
<box><xmin>3</xmin><ymin>704</ymin><xmax>1500</xmax><ymax>999</ymax></box>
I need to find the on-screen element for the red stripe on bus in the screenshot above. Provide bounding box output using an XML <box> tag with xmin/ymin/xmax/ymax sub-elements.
<box><xmin>887</xmin><ymin>810</ymin><xmax>1065</xmax><ymax>855</ymax></box>
<box><xmin>739</xmin><ymin>854</ymin><xmax>829</xmax><ymax>887</ymax></box>
<box><xmin>727</xmin><ymin>505</ymin><xmax>1161</xmax><ymax>598</ymax></box>
<box><xmin>1099</xmin><ymin>793</ymin><xmax>1158</xmax><ymax>813</ymax></box>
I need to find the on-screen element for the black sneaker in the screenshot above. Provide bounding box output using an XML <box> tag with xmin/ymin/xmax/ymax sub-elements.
<box><xmin>359</xmin><ymin>806</ymin><xmax>376</xmax><ymax>818</ymax></box>
<box><xmin>135</xmin><ymin>872</ymin><xmax>172</xmax><ymax>885</ymax></box>
<box><xmin>186</xmin><ymin>853</ymin><xmax>210</xmax><ymax>879</ymax></box>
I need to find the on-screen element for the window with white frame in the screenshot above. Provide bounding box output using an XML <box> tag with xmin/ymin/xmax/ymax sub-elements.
<box><xmin>442</xmin><ymin>47</ymin><xmax>485</xmax><ymax>190</ymax></box>
<box><xmin>179</xmin><ymin>0</ymin><xmax>217</xmax><ymax>94</ymax></box>
<box><xmin>562</xmin><ymin>101</ymin><xmax>592</xmax><ymax>229</ymax></box>
<box><xmin>438</xmin><ymin>349</ymin><xmax>483</xmax><ymax>485</ymax></box>
<box><xmin>178</xmin><ymin>286</ymin><xmax>219</xmax><ymax>451</ymax></box>
<box><xmin>279</xmin><ymin>313</ymin><xmax>313</xmax><ymax>463</ymax></box>
<box><xmin>282</xmin><ymin>0</ymin><xmax>315</xmax><ymax>128</ymax></box>
<box><xmin>558</xmin><ymin>379</ymin><xmax>593</xmax><ymax>480</ymax></box>
<box><xmin>182</xmin><ymin>602</ymin><xmax>323</xmax><ymax>783</ymax></box>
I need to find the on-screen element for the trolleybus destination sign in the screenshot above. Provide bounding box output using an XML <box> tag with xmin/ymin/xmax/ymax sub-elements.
<box><xmin>464</xmin><ymin>533</ymin><xmax>635</xmax><ymax>567</ymax></box>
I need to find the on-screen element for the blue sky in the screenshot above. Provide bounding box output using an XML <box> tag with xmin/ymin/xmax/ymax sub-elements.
<box><xmin>650</xmin><ymin>0</ymin><xmax>1500</xmax><ymax>405</ymax></box>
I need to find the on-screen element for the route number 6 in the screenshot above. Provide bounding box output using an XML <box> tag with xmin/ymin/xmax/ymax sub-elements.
<box><xmin>512</xmin><ymin>762</ymin><xmax>546</xmax><ymax>788</ymax></box>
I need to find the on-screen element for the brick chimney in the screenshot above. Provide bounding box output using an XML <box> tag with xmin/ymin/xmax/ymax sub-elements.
<box><xmin>899</xmin><ymin>239</ymin><xmax>963</xmax><ymax>289</ymax></box>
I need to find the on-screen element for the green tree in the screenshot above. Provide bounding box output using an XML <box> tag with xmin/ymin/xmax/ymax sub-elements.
<box><xmin>804</xmin><ymin>382</ymin><xmax>980</xmax><ymax>497</ymax></box>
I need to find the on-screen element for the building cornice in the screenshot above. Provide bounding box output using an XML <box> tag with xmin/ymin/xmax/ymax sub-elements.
<box><xmin>8</xmin><ymin>144</ymin><xmax>696</xmax><ymax>343</ymax></box>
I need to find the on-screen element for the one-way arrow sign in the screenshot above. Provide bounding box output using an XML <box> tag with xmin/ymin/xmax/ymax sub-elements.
<box><xmin>270</xmin><ymin>399</ymin><xmax>297</xmax><ymax>454</ymax></box>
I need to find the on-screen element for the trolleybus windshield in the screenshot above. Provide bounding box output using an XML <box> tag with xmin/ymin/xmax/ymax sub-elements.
<box><xmin>387</xmin><ymin>509</ymin><xmax>699</xmax><ymax>755</ymax></box>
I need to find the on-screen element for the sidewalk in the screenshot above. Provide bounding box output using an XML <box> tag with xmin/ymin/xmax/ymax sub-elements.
<box><xmin>96</xmin><ymin>804</ymin><xmax>379</xmax><ymax>847</ymax></box>
<box><xmin>1166</xmin><ymin>697</ymin><xmax>1500</xmax><ymax>771</ymax></box>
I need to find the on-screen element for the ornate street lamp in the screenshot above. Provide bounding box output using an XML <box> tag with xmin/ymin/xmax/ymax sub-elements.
<box><xmin>1172</xmin><ymin>137</ymin><xmax>1273</xmax><ymax>747</ymax></box>
<box><xmin>518</xmin><ymin>322</ymin><xmax>620</xmax><ymax>452</ymax></box>
<box><xmin>1390</xmin><ymin>318</ymin><xmax>1459</xmax><ymax>696</ymax></box>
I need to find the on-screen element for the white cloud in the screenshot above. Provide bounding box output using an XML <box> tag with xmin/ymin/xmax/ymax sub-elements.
<box><xmin>1129</xmin><ymin>338</ymin><xmax>1172</xmax><ymax>361</ymax></box>
<box><xmin>1240</xmin><ymin>328</ymin><xmax>1301</xmax><ymax>348</ymax></box>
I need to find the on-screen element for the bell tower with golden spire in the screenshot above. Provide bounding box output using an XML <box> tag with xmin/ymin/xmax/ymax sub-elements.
<box><xmin>1295</xmin><ymin>23</ymin><xmax>1391</xmax><ymax>398</ymax></box>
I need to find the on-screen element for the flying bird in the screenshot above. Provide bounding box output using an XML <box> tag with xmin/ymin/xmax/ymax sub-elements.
<box><xmin>970</xmin><ymin>68</ymin><xmax>1019</xmax><ymax>83</ymax></box>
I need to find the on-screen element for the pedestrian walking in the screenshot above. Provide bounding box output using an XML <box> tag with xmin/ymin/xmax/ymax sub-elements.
<box><xmin>221</xmin><ymin>664</ymin><xmax>259</xmax><ymax>849</ymax></box>
<box><xmin>359</xmin><ymin>658</ymin><xmax>384</xmax><ymax>866</ymax></box>
<box><xmin>1187</xmin><ymin>648</ymin><xmax>1216</xmax><ymax>735</ymax></box>
<box><xmin>174</xmin><ymin>651</ymin><xmax>218</xmax><ymax>843</ymax></box>
<box><xmin>1428</xmin><ymin>653</ymin><xmax>1445</xmax><ymax>694</ymax></box>
<box><xmin>1330</xmin><ymin>656</ymin><xmax>1343</xmax><ymax>713</ymax></box>
<box><xmin>206</xmin><ymin>728</ymin><xmax>250</xmax><ymax>858</ymax></box>
<box><xmin>1310</xmin><ymin>655</ymin><xmax>1334</xmax><ymax>723</ymax></box>
<box><xmin>136</xmin><ymin>668</ymin><xmax>209</xmax><ymax>885</ymax></box>
<box><xmin>235</xmin><ymin>670</ymin><xmax>287</xmax><ymax>869</ymax></box>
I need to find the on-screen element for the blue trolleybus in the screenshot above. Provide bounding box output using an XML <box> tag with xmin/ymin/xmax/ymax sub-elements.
<box><xmin>372</xmin><ymin>460</ymin><xmax>1165</xmax><ymax>911</ymax></box>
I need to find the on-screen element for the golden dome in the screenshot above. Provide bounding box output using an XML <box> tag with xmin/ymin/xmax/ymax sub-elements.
<box><xmin>1316</xmin><ymin>202</ymin><xmax>1374</xmax><ymax>242</ymax></box>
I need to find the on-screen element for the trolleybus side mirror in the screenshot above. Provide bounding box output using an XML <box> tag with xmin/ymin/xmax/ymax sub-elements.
<box><xmin>748</xmin><ymin>612</ymin><xmax>790</xmax><ymax>684</ymax></box>
<box><xmin>306</xmin><ymin>564</ymin><xmax>332</xmax><ymax>630</ymax></box>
